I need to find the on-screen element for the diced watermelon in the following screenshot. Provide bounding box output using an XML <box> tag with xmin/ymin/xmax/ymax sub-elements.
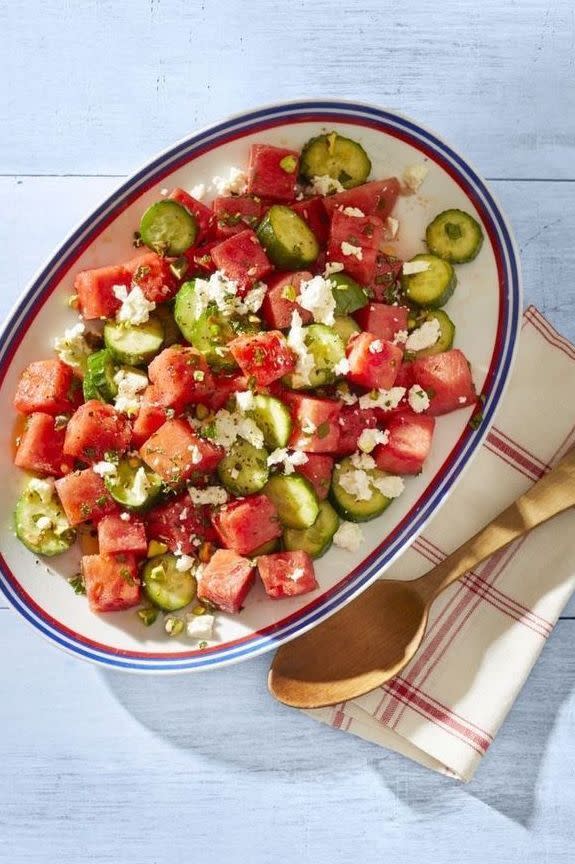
<box><xmin>213</xmin><ymin>494</ymin><xmax>282</xmax><ymax>555</ymax></box>
<box><xmin>213</xmin><ymin>195</ymin><xmax>263</xmax><ymax>238</ymax></box>
<box><xmin>374</xmin><ymin>410</ymin><xmax>436</xmax><ymax>475</ymax></box>
<box><xmin>394</xmin><ymin>362</ymin><xmax>415</xmax><ymax>391</ymax></box>
<box><xmin>55</xmin><ymin>469</ymin><xmax>117</xmax><ymax>525</ymax></box>
<box><xmin>205</xmin><ymin>373</ymin><xmax>249</xmax><ymax>412</ymax></box>
<box><xmin>140</xmin><ymin>418</ymin><xmax>223</xmax><ymax>483</ymax></box>
<box><xmin>290</xmin><ymin>197</ymin><xmax>330</xmax><ymax>246</ymax></box>
<box><xmin>14</xmin><ymin>412</ymin><xmax>73</xmax><ymax>476</ymax></box>
<box><xmin>229</xmin><ymin>330</ymin><xmax>296</xmax><ymax>387</ymax></box>
<box><xmin>131</xmin><ymin>387</ymin><xmax>170</xmax><ymax>448</ymax></box>
<box><xmin>185</xmin><ymin>240</ymin><xmax>219</xmax><ymax>275</ymax></box>
<box><xmin>336</xmin><ymin>406</ymin><xmax>378</xmax><ymax>456</ymax></box>
<box><xmin>326</xmin><ymin>210</ymin><xmax>384</xmax><ymax>285</ymax></box>
<box><xmin>346</xmin><ymin>333</ymin><xmax>403</xmax><ymax>391</ymax></box>
<box><xmin>82</xmin><ymin>553</ymin><xmax>141</xmax><ymax>613</ymax></box>
<box><xmin>210</xmin><ymin>229</ymin><xmax>272</xmax><ymax>291</ymax></box>
<box><xmin>410</xmin><ymin>349</ymin><xmax>476</xmax><ymax>416</ymax></box>
<box><xmin>63</xmin><ymin>401</ymin><xmax>132</xmax><ymax>464</ymax></box>
<box><xmin>295</xmin><ymin>453</ymin><xmax>333</xmax><ymax>500</ymax></box>
<box><xmin>261</xmin><ymin>271</ymin><xmax>313</xmax><ymax>330</ymax></box>
<box><xmin>123</xmin><ymin>252</ymin><xmax>178</xmax><ymax>303</ymax></box>
<box><xmin>369</xmin><ymin>253</ymin><xmax>404</xmax><ymax>302</ymax></box>
<box><xmin>168</xmin><ymin>187</ymin><xmax>215</xmax><ymax>243</ymax></box>
<box><xmin>284</xmin><ymin>393</ymin><xmax>342</xmax><ymax>453</ymax></box>
<box><xmin>247</xmin><ymin>144</ymin><xmax>299</xmax><ymax>202</ymax></box>
<box><xmin>197</xmin><ymin>548</ymin><xmax>255</xmax><ymax>614</ymax></box>
<box><xmin>14</xmin><ymin>359</ymin><xmax>81</xmax><ymax>416</ymax></box>
<box><xmin>97</xmin><ymin>513</ymin><xmax>148</xmax><ymax>557</ymax></box>
<box><xmin>74</xmin><ymin>264</ymin><xmax>130</xmax><ymax>320</ymax></box>
<box><xmin>326</xmin><ymin>241</ymin><xmax>378</xmax><ymax>286</ymax></box>
<box><xmin>354</xmin><ymin>303</ymin><xmax>409</xmax><ymax>342</ymax></box>
<box><xmin>322</xmin><ymin>178</ymin><xmax>401</xmax><ymax>220</ymax></box>
<box><xmin>147</xmin><ymin>346</ymin><xmax>214</xmax><ymax>411</ymax></box>
<box><xmin>146</xmin><ymin>495</ymin><xmax>218</xmax><ymax>554</ymax></box>
<box><xmin>257</xmin><ymin>550</ymin><xmax>317</xmax><ymax>599</ymax></box>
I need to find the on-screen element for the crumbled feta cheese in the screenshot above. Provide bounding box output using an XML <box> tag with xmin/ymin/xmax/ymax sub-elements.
<box><xmin>160</xmin><ymin>187</ymin><xmax>169</xmax><ymax>196</ymax></box>
<box><xmin>179</xmin><ymin>507</ymin><xmax>189</xmax><ymax>521</ymax></box>
<box><xmin>192</xmin><ymin>270</ymin><xmax>265</xmax><ymax>318</ymax></box>
<box><xmin>113</xmin><ymin>368</ymin><xmax>149</xmax><ymax>415</ymax></box>
<box><xmin>336</xmin><ymin>384</ymin><xmax>358</xmax><ymax>405</ymax></box>
<box><xmin>175</xmin><ymin>554</ymin><xmax>196</xmax><ymax>573</ymax></box>
<box><xmin>190</xmin><ymin>183</ymin><xmax>206</xmax><ymax>201</ymax></box>
<box><xmin>333</xmin><ymin>521</ymin><xmax>364</xmax><ymax>551</ymax></box>
<box><xmin>36</xmin><ymin>515</ymin><xmax>53</xmax><ymax>532</ymax></box>
<box><xmin>230</xmin><ymin>467</ymin><xmax>240</xmax><ymax>480</ymax></box>
<box><xmin>393</xmin><ymin>330</ymin><xmax>408</xmax><ymax>345</ymax></box>
<box><xmin>403</xmin><ymin>260</ymin><xmax>431</xmax><ymax>276</ymax></box>
<box><xmin>131</xmin><ymin>467</ymin><xmax>151</xmax><ymax>506</ymax></box>
<box><xmin>342</xmin><ymin>207</ymin><xmax>365</xmax><ymax>217</ymax></box>
<box><xmin>408</xmin><ymin>385</ymin><xmax>430</xmax><ymax>414</ymax></box>
<box><xmin>405</xmin><ymin>318</ymin><xmax>441</xmax><ymax>352</ymax></box>
<box><xmin>186</xmin><ymin>613</ymin><xmax>215</xmax><ymax>641</ymax></box>
<box><xmin>306</xmin><ymin>175</ymin><xmax>345</xmax><ymax>196</ymax></box>
<box><xmin>357</xmin><ymin>428</ymin><xmax>390</xmax><ymax>453</ymax></box>
<box><xmin>188</xmin><ymin>486</ymin><xmax>229</xmax><ymax>506</ymax></box>
<box><xmin>385</xmin><ymin>216</ymin><xmax>400</xmax><ymax>240</ymax></box>
<box><xmin>297</xmin><ymin>275</ymin><xmax>336</xmax><ymax>326</ymax></box>
<box><xmin>188</xmin><ymin>445</ymin><xmax>203</xmax><ymax>465</ymax></box>
<box><xmin>235</xmin><ymin>390</ymin><xmax>255</xmax><ymax>413</ymax></box>
<box><xmin>239</xmin><ymin>282</ymin><xmax>267</xmax><ymax>315</ymax></box>
<box><xmin>92</xmin><ymin>460</ymin><xmax>118</xmax><ymax>478</ymax></box>
<box><xmin>288</xmin><ymin>567</ymin><xmax>305</xmax><ymax>582</ymax></box>
<box><xmin>368</xmin><ymin>339</ymin><xmax>383</xmax><ymax>354</ymax></box>
<box><xmin>333</xmin><ymin>357</ymin><xmax>350</xmax><ymax>376</ymax></box>
<box><xmin>287</xmin><ymin>310</ymin><xmax>315</xmax><ymax>388</ymax></box>
<box><xmin>120</xmin><ymin>512</ymin><xmax>131</xmax><ymax>522</ymax></box>
<box><xmin>28</xmin><ymin>477</ymin><xmax>55</xmax><ymax>504</ymax></box>
<box><xmin>267</xmin><ymin>448</ymin><xmax>308</xmax><ymax>475</ymax></box>
<box><xmin>53</xmin><ymin>322</ymin><xmax>91</xmax><ymax>370</ymax></box>
<box><xmin>301</xmin><ymin>418</ymin><xmax>317</xmax><ymax>435</ymax></box>
<box><xmin>341</xmin><ymin>241</ymin><xmax>363</xmax><ymax>260</ymax></box>
<box><xmin>458</xmin><ymin>395</ymin><xmax>468</xmax><ymax>404</ymax></box>
<box><xmin>350</xmin><ymin>452</ymin><xmax>376</xmax><ymax>470</ymax></box>
<box><xmin>113</xmin><ymin>284</ymin><xmax>156</xmax><ymax>325</ymax></box>
<box><xmin>324</xmin><ymin>261</ymin><xmax>345</xmax><ymax>277</ymax></box>
<box><xmin>211</xmin><ymin>167</ymin><xmax>248</xmax><ymax>196</ymax></box>
<box><xmin>358</xmin><ymin>387</ymin><xmax>406</xmax><ymax>411</ymax></box>
<box><xmin>372</xmin><ymin>475</ymin><xmax>405</xmax><ymax>498</ymax></box>
<box><xmin>339</xmin><ymin>468</ymin><xmax>374</xmax><ymax>501</ymax></box>
<box><xmin>210</xmin><ymin>409</ymin><xmax>265</xmax><ymax>450</ymax></box>
<box><xmin>402</xmin><ymin>162</ymin><xmax>429</xmax><ymax>193</ymax></box>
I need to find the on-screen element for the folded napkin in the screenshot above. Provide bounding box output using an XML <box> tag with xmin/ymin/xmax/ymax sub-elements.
<box><xmin>306</xmin><ymin>307</ymin><xmax>575</xmax><ymax>781</ymax></box>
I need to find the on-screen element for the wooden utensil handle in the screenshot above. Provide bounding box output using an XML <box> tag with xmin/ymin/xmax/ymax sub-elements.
<box><xmin>416</xmin><ymin>449</ymin><xmax>575</xmax><ymax>601</ymax></box>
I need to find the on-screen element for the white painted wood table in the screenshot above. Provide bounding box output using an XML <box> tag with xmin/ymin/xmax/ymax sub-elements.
<box><xmin>1</xmin><ymin>2</ymin><xmax>574</xmax><ymax>861</ymax></box>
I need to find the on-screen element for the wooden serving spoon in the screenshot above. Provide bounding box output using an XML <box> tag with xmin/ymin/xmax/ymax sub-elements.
<box><xmin>269</xmin><ymin>448</ymin><xmax>575</xmax><ymax>709</ymax></box>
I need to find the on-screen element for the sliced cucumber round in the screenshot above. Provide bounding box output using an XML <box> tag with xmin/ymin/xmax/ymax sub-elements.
<box><xmin>83</xmin><ymin>348</ymin><xmax>118</xmax><ymax>403</ymax></box>
<box><xmin>248</xmin><ymin>394</ymin><xmax>292</xmax><ymax>449</ymax></box>
<box><xmin>407</xmin><ymin>309</ymin><xmax>455</xmax><ymax>357</ymax></box>
<box><xmin>300</xmin><ymin>132</ymin><xmax>371</xmax><ymax>189</ymax></box>
<box><xmin>257</xmin><ymin>205</ymin><xmax>320</xmax><ymax>270</ymax></box>
<box><xmin>330</xmin><ymin>457</ymin><xmax>393</xmax><ymax>523</ymax></box>
<box><xmin>104</xmin><ymin>457</ymin><xmax>163</xmax><ymax>513</ymax></box>
<box><xmin>401</xmin><ymin>254</ymin><xmax>456</xmax><ymax>308</ymax></box>
<box><xmin>14</xmin><ymin>481</ymin><xmax>76</xmax><ymax>556</ymax></box>
<box><xmin>140</xmin><ymin>199</ymin><xmax>198</xmax><ymax>256</ymax></box>
<box><xmin>264</xmin><ymin>474</ymin><xmax>319</xmax><ymax>529</ymax></box>
<box><xmin>329</xmin><ymin>273</ymin><xmax>368</xmax><ymax>316</ymax></box>
<box><xmin>217</xmin><ymin>440</ymin><xmax>269</xmax><ymax>496</ymax></box>
<box><xmin>283</xmin><ymin>500</ymin><xmax>340</xmax><ymax>559</ymax></box>
<box><xmin>425</xmin><ymin>209</ymin><xmax>484</xmax><ymax>263</ymax></box>
<box><xmin>332</xmin><ymin>315</ymin><xmax>360</xmax><ymax>345</ymax></box>
<box><xmin>143</xmin><ymin>553</ymin><xmax>197</xmax><ymax>611</ymax></box>
<box><xmin>104</xmin><ymin>315</ymin><xmax>165</xmax><ymax>366</ymax></box>
<box><xmin>284</xmin><ymin>324</ymin><xmax>345</xmax><ymax>390</ymax></box>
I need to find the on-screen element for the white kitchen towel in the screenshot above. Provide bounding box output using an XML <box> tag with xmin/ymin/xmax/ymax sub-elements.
<box><xmin>305</xmin><ymin>307</ymin><xmax>575</xmax><ymax>781</ymax></box>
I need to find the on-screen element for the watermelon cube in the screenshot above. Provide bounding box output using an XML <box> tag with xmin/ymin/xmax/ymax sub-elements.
<box><xmin>97</xmin><ymin>513</ymin><xmax>148</xmax><ymax>557</ymax></box>
<box><xmin>346</xmin><ymin>333</ymin><xmax>403</xmax><ymax>391</ymax></box>
<box><xmin>257</xmin><ymin>550</ymin><xmax>317</xmax><ymax>599</ymax></box>
<box><xmin>285</xmin><ymin>393</ymin><xmax>342</xmax><ymax>453</ymax></box>
<box><xmin>140</xmin><ymin>418</ymin><xmax>223</xmax><ymax>483</ymax></box>
<box><xmin>336</xmin><ymin>406</ymin><xmax>378</xmax><ymax>456</ymax></box>
<box><xmin>261</xmin><ymin>271</ymin><xmax>313</xmax><ymax>330</ymax></box>
<box><xmin>354</xmin><ymin>303</ymin><xmax>409</xmax><ymax>342</ymax></box>
<box><xmin>210</xmin><ymin>229</ymin><xmax>272</xmax><ymax>291</ymax></box>
<box><xmin>197</xmin><ymin>548</ymin><xmax>256</xmax><ymax>614</ymax></box>
<box><xmin>146</xmin><ymin>494</ymin><xmax>218</xmax><ymax>554</ymax></box>
<box><xmin>55</xmin><ymin>469</ymin><xmax>117</xmax><ymax>526</ymax></box>
<box><xmin>14</xmin><ymin>359</ymin><xmax>81</xmax><ymax>416</ymax></box>
<box><xmin>369</xmin><ymin>253</ymin><xmax>404</xmax><ymax>302</ymax></box>
<box><xmin>322</xmin><ymin>178</ymin><xmax>401</xmax><ymax>220</ymax></box>
<box><xmin>213</xmin><ymin>195</ymin><xmax>263</xmax><ymax>238</ymax></box>
<box><xmin>410</xmin><ymin>349</ymin><xmax>476</xmax><ymax>416</ymax></box>
<box><xmin>14</xmin><ymin>412</ymin><xmax>73</xmax><ymax>477</ymax></box>
<box><xmin>213</xmin><ymin>495</ymin><xmax>282</xmax><ymax>556</ymax></box>
<box><xmin>74</xmin><ymin>264</ymin><xmax>130</xmax><ymax>320</ymax></box>
<box><xmin>247</xmin><ymin>144</ymin><xmax>299</xmax><ymax>202</ymax></box>
<box><xmin>294</xmin><ymin>453</ymin><xmax>334</xmax><ymax>501</ymax></box>
<box><xmin>290</xmin><ymin>197</ymin><xmax>330</xmax><ymax>245</ymax></box>
<box><xmin>228</xmin><ymin>330</ymin><xmax>296</xmax><ymax>387</ymax></box>
<box><xmin>123</xmin><ymin>252</ymin><xmax>178</xmax><ymax>303</ymax></box>
<box><xmin>82</xmin><ymin>553</ymin><xmax>141</xmax><ymax>613</ymax></box>
<box><xmin>63</xmin><ymin>400</ymin><xmax>132</xmax><ymax>464</ymax></box>
<box><xmin>147</xmin><ymin>346</ymin><xmax>214</xmax><ymax>411</ymax></box>
<box><xmin>374</xmin><ymin>410</ymin><xmax>436</xmax><ymax>475</ymax></box>
<box><xmin>168</xmin><ymin>187</ymin><xmax>215</xmax><ymax>242</ymax></box>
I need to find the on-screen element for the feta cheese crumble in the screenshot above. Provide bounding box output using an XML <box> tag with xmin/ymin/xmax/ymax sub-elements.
<box><xmin>333</xmin><ymin>357</ymin><xmax>350</xmax><ymax>376</ymax></box>
<box><xmin>211</xmin><ymin>167</ymin><xmax>248</xmax><ymax>196</ymax></box>
<box><xmin>131</xmin><ymin>467</ymin><xmax>151</xmax><ymax>506</ymax></box>
<box><xmin>175</xmin><ymin>554</ymin><xmax>195</xmax><ymax>573</ymax></box>
<box><xmin>120</xmin><ymin>512</ymin><xmax>131</xmax><ymax>522</ymax></box>
<box><xmin>323</xmin><ymin>261</ymin><xmax>345</xmax><ymax>277</ymax></box>
<box><xmin>113</xmin><ymin>284</ymin><xmax>156</xmax><ymax>325</ymax></box>
<box><xmin>288</xmin><ymin>567</ymin><xmax>305</xmax><ymax>582</ymax></box>
<box><xmin>188</xmin><ymin>486</ymin><xmax>229</xmax><ymax>506</ymax></box>
<box><xmin>358</xmin><ymin>387</ymin><xmax>406</xmax><ymax>411</ymax></box>
<box><xmin>338</xmin><ymin>468</ymin><xmax>374</xmax><ymax>501</ymax></box>
<box><xmin>341</xmin><ymin>241</ymin><xmax>363</xmax><ymax>260</ymax></box>
<box><xmin>235</xmin><ymin>390</ymin><xmax>255</xmax><ymax>413</ymax></box>
<box><xmin>209</xmin><ymin>409</ymin><xmax>265</xmax><ymax>450</ymax></box>
<box><xmin>188</xmin><ymin>444</ymin><xmax>203</xmax><ymax>465</ymax></box>
<box><xmin>306</xmin><ymin>175</ymin><xmax>345</xmax><ymax>196</ymax></box>
<box><xmin>384</xmin><ymin>216</ymin><xmax>400</xmax><ymax>240</ymax></box>
<box><xmin>368</xmin><ymin>339</ymin><xmax>383</xmax><ymax>354</ymax></box>
<box><xmin>393</xmin><ymin>330</ymin><xmax>408</xmax><ymax>345</ymax></box>
<box><xmin>190</xmin><ymin>183</ymin><xmax>206</xmax><ymax>201</ymax></box>
<box><xmin>297</xmin><ymin>275</ymin><xmax>336</xmax><ymax>326</ymax></box>
<box><xmin>113</xmin><ymin>368</ymin><xmax>149</xmax><ymax>416</ymax></box>
<box><xmin>186</xmin><ymin>613</ymin><xmax>215</xmax><ymax>641</ymax></box>
<box><xmin>373</xmin><ymin>475</ymin><xmax>405</xmax><ymax>499</ymax></box>
<box><xmin>28</xmin><ymin>477</ymin><xmax>55</xmax><ymax>504</ymax></box>
<box><xmin>405</xmin><ymin>318</ymin><xmax>441</xmax><ymax>352</ymax></box>
<box><xmin>333</xmin><ymin>521</ymin><xmax>364</xmax><ymax>552</ymax></box>
<box><xmin>53</xmin><ymin>322</ymin><xmax>91</xmax><ymax>370</ymax></box>
<box><xmin>402</xmin><ymin>162</ymin><xmax>429</xmax><ymax>193</ymax></box>
<box><xmin>93</xmin><ymin>460</ymin><xmax>118</xmax><ymax>478</ymax></box>
<box><xmin>408</xmin><ymin>385</ymin><xmax>430</xmax><ymax>414</ymax></box>
<box><xmin>287</xmin><ymin>311</ymin><xmax>315</xmax><ymax>388</ymax></box>
<box><xmin>267</xmin><ymin>448</ymin><xmax>308</xmax><ymax>475</ymax></box>
<box><xmin>36</xmin><ymin>515</ymin><xmax>53</xmax><ymax>532</ymax></box>
<box><xmin>357</xmin><ymin>428</ymin><xmax>390</xmax><ymax>453</ymax></box>
<box><xmin>402</xmin><ymin>260</ymin><xmax>431</xmax><ymax>276</ymax></box>
<box><xmin>350</xmin><ymin>452</ymin><xmax>376</xmax><ymax>470</ymax></box>
<box><xmin>342</xmin><ymin>206</ymin><xmax>365</xmax><ymax>217</ymax></box>
<box><xmin>458</xmin><ymin>395</ymin><xmax>469</xmax><ymax>404</ymax></box>
<box><xmin>192</xmin><ymin>270</ymin><xmax>265</xmax><ymax>318</ymax></box>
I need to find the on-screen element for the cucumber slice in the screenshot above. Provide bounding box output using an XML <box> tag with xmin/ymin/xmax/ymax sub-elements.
<box><xmin>217</xmin><ymin>440</ymin><xmax>269</xmax><ymax>496</ymax></box>
<box><xmin>248</xmin><ymin>394</ymin><xmax>292</xmax><ymax>449</ymax></box>
<box><xmin>407</xmin><ymin>309</ymin><xmax>455</xmax><ymax>357</ymax></box>
<box><xmin>104</xmin><ymin>458</ymin><xmax>163</xmax><ymax>512</ymax></box>
<box><xmin>300</xmin><ymin>132</ymin><xmax>371</xmax><ymax>189</ymax></box>
<box><xmin>143</xmin><ymin>553</ymin><xmax>197</xmax><ymax>611</ymax></box>
<box><xmin>83</xmin><ymin>349</ymin><xmax>118</xmax><ymax>403</ymax></box>
<box><xmin>15</xmin><ymin>481</ymin><xmax>76</xmax><ymax>556</ymax></box>
<box><xmin>264</xmin><ymin>475</ymin><xmax>319</xmax><ymax>529</ymax></box>
<box><xmin>426</xmin><ymin>209</ymin><xmax>484</xmax><ymax>264</ymax></box>
<box><xmin>401</xmin><ymin>254</ymin><xmax>456</xmax><ymax>308</ymax></box>
<box><xmin>330</xmin><ymin>457</ymin><xmax>393</xmax><ymax>523</ymax></box>
<box><xmin>257</xmin><ymin>205</ymin><xmax>320</xmax><ymax>270</ymax></box>
<box><xmin>283</xmin><ymin>324</ymin><xmax>345</xmax><ymax>390</ymax></box>
<box><xmin>104</xmin><ymin>315</ymin><xmax>164</xmax><ymax>366</ymax></box>
<box><xmin>332</xmin><ymin>315</ymin><xmax>361</xmax><ymax>345</ymax></box>
<box><xmin>155</xmin><ymin>303</ymin><xmax>183</xmax><ymax>347</ymax></box>
<box><xmin>139</xmin><ymin>200</ymin><xmax>198</xmax><ymax>256</ymax></box>
<box><xmin>283</xmin><ymin>500</ymin><xmax>340</xmax><ymax>559</ymax></box>
<box><xmin>329</xmin><ymin>273</ymin><xmax>368</xmax><ymax>316</ymax></box>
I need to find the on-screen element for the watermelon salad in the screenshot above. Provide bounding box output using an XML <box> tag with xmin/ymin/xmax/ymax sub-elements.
<box><xmin>11</xmin><ymin>130</ymin><xmax>484</xmax><ymax>645</ymax></box>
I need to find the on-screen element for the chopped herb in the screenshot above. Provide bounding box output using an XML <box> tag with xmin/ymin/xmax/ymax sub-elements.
<box><xmin>83</xmin><ymin>446</ymin><xmax>97</xmax><ymax>459</ymax></box>
<box><xmin>281</xmin><ymin>284</ymin><xmax>297</xmax><ymax>302</ymax></box>
<box><xmin>80</xmin><ymin>502</ymin><xmax>92</xmax><ymax>517</ymax></box>
<box><xmin>193</xmin><ymin>370</ymin><xmax>205</xmax><ymax>382</ymax></box>
<box><xmin>316</xmin><ymin>421</ymin><xmax>330</xmax><ymax>439</ymax></box>
<box><xmin>198</xmin><ymin>641</ymin><xmax>208</xmax><ymax>649</ymax></box>
<box><xmin>133</xmin><ymin>265</ymin><xmax>151</xmax><ymax>282</ymax></box>
<box><xmin>137</xmin><ymin>607</ymin><xmax>159</xmax><ymax>627</ymax></box>
<box><xmin>54</xmin><ymin>415</ymin><xmax>69</xmax><ymax>431</ymax></box>
<box><xmin>279</xmin><ymin>154</ymin><xmax>298</xmax><ymax>174</ymax></box>
<box><xmin>68</xmin><ymin>575</ymin><xmax>86</xmax><ymax>595</ymax></box>
<box><xmin>169</xmin><ymin>257</ymin><xmax>189</xmax><ymax>280</ymax></box>
<box><xmin>339</xmin><ymin>169</ymin><xmax>352</xmax><ymax>184</ymax></box>
<box><xmin>469</xmin><ymin>411</ymin><xmax>484</xmax><ymax>430</ymax></box>
<box><xmin>195</xmin><ymin>404</ymin><xmax>209</xmax><ymax>421</ymax></box>
<box><xmin>133</xmin><ymin>231</ymin><xmax>143</xmax><ymax>248</ymax></box>
<box><xmin>95</xmin><ymin>495</ymin><xmax>108</xmax><ymax>508</ymax></box>
<box><xmin>165</xmin><ymin>616</ymin><xmax>184</xmax><ymax>637</ymax></box>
